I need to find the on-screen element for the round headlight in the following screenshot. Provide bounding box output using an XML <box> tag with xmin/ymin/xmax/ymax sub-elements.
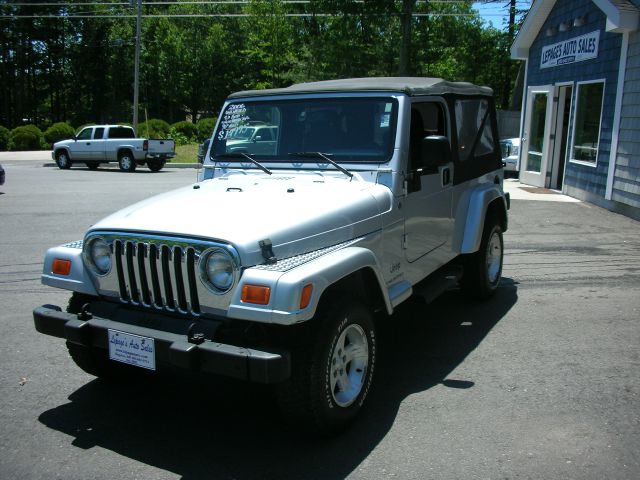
<box><xmin>88</xmin><ymin>237</ymin><xmax>112</xmax><ymax>275</ymax></box>
<box><xmin>201</xmin><ymin>249</ymin><xmax>235</xmax><ymax>293</ymax></box>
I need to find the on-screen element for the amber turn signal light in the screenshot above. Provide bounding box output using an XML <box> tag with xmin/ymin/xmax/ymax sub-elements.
<box><xmin>241</xmin><ymin>284</ymin><xmax>271</xmax><ymax>305</ymax></box>
<box><xmin>299</xmin><ymin>283</ymin><xmax>313</xmax><ymax>309</ymax></box>
<box><xmin>52</xmin><ymin>258</ymin><xmax>72</xmax><ymax>276</ymax></box>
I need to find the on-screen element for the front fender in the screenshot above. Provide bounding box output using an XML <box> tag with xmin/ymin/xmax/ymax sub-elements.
<box><xmin>41</xmin><ymin>242</ymin><xmax>98</xmax><ymax>296</ymax></box>
<box><xmin>227</xmin><ymin>246</ymin><xmax>389</xmax><ymax>325</ymax></box>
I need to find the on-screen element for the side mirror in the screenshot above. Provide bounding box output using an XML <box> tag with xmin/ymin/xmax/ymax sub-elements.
<box><xmin>421</xmin><ymin>135</ymin><xmax>451</xmax><ymax>168</ymax></box>
<box><xmin>253</xmin><ymin>136</ymin><xmax>262</xmax><ymax>143</ymax></box>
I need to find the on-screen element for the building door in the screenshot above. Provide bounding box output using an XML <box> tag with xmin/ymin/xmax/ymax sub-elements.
<box><xmin>520</xmin><ymin>85</ymin><xmax>554</xmax><ymax>187</ymax></box>
<box><xmin>550</xmin><ymin>85</ymin><xmax>572</xmax><ymax>190</ymax></box>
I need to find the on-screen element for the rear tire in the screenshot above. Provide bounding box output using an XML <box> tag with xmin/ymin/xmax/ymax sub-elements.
<box><xmin>147</xmin><ymin>158</ymin><xmax>166</xmax><ymax>172</ymax></box>
<box><xmin>118</xmin><ymin>151</ymin><xmax>136</xmax><ymax>172</ymax></box>
<box><xmin>276</xmin><ymin>297</ymin><xmax>376</xmax><ymax>434</ymax></box>
<box><xmin>461</xmin><ymin>217</ymin><xmax>504</xmax><ymax>300</ymax></box>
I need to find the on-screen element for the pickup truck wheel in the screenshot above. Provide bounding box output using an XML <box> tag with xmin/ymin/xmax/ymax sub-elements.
<box><xmin>55</xmin><ymin>151</ymin><xmax>72</xmax><ymax>169</ymax></box>
<box><xmin>147</xmin><ymin>159</ymin><xmax>166</xmax><ymax>172</ymax></box>
<box><xmin>118</xmin><ymin>151</ymin><xmax>136</xmax><ymax>172</ymax></box>
<box><xmin>461</xmin><ymin>218</ymin><xmax>503</xmax><ymax>300</ymax></box>
<box><xmin>276</xmin><ymin>298</ymin><xmax>376</xmax><ymax>434</ymax></box>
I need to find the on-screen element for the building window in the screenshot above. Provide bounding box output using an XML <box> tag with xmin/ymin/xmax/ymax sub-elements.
<box><xmin>570</xmin><ymin>80</ymin><xmax>605</xmax><ymax>166</ymax></box>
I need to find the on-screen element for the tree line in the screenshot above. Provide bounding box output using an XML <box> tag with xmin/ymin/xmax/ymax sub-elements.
<box><xmin>0</xmin><ymin>0</ymin><xmax>525</xmax><ymax>137</ymax></box>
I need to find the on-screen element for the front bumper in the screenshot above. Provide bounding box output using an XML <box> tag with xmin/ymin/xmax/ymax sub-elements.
<box><xmin>33</xmin><ymin>304</ymin><xmax>290</xmax><ymax>384</ymax></box>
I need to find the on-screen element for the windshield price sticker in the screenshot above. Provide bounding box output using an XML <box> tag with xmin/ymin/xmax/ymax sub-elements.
<box><xmin>218</xmin><ymin>103</ymin><xmax>250</xmax><ymax>140</ymax></box>
<box><xmin>108</xmin><ymin>329</ymin><xmax>156</xmax><ymax>370</ymax></box>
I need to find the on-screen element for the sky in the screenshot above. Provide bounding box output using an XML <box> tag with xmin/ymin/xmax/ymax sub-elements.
<box><xmin>472</xmin><ymin>1</ymin><xmax>532</xmax><ymax>30</ymax></box>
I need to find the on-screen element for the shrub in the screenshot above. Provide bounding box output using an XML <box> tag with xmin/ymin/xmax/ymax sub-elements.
<box><xmin>196</xmin><ymin>117</ymin><xmax>217</xmax><ymax>142</ymax></box>
<box><xmin>9</xmin><ymin>125</ymin><xmax>44</xmax><ymax>151</ymax></box>
<box><xmin>0</xmin><ymin>125</ymin><xmax>9</xmax><ymax>151</ymax></box>
<box><xmin>171</xmin><ymin>121</ymin><xmax>198</xmax><ymax>142</ymax></box>
<box><xmin>168</xmin><ymin>127</ymin><xmax>190</xmax><ymax>146</ymax></box>
<box><xmin>137</xmin><ymin>119</ymin><xmax>170</xmax><ymax>139</ymax></box>
<box><xmin>44</xmin><ymin>122</ymin><xmax>75</xmax><ymax>146</ymax></box>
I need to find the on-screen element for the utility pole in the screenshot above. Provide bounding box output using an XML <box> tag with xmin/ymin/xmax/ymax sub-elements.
<box><xmin>398</xmin><ymin>0</ymin><xmax>416</xmax><ymax>76</ymax></box>
<box><xmin>133</xmin><ymin>0</ymin><xmax>142</xmax><ymax>133</ymax></box>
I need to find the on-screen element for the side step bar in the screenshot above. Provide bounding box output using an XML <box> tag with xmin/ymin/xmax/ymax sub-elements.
<box><xmin>411</xmin><ymin>265</ymin><xmax>463</xmax><ymax>304</ymax></box>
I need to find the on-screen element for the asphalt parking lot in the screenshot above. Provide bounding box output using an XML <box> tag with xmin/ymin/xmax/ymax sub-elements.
<box><xmin>0</xmin><ymin>159</ymin><xmax>639</xmax><ymax>480</ymax></box>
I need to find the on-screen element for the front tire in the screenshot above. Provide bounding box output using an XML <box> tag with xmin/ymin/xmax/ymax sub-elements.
<box><xmin>276</xmin><ymin>298</ymin><xmax>376</xmax><ymax>434</ymax></box>
<box><xmin>461</xmin><ymin>217</ymin><xmax>504</xmax><ymax>300</ymax></box>
<box><xmin>65</xmin><ymin>292</ymin><xmax>139</xmax><ymax>380</ymax></box>
<box><xmin>118</xmin><ymin>151</ymin><xmax>136</xmax><ymax>172</ymax></box>
<box><xmin>55</xmin><ymin>151</ymin><xmax>72</xmax><ymax>169</ymax></box>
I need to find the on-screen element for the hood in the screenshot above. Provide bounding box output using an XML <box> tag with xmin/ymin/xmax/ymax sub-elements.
<box><xmin>89</xmin><ymin>171</ymin><xmax>392</xmax><ymax>266</ymax></box>
<box><xmin>54</xmin><ymin>138</ymin><xmax>75</xmax><ymax>148</ymax></box>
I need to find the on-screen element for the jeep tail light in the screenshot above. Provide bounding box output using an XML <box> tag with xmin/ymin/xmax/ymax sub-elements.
<box><xmin>52</xmin><ymin>258</ymin><xmax>72</xmax><ymax>276</ymax></box>
<box><xmin>299</xmin><ymin>284</ymin><xmax>313</xmax><ymax>309</ymax></box>
<box><xmin>241</xmin><ymin>285</ymin><xmax>271</xmax><ymax>305</ymax></box>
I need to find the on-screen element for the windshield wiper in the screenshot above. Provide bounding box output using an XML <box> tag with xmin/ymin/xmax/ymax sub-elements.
<box><xmin>214</xmin><ymin>152</ymin><xmax>272</xmax><ymax>175</ymax></box>
<box><xmin>288</xmin><ymin>152</ymin><xmax>353</xmax><ymax>179</ymax></box>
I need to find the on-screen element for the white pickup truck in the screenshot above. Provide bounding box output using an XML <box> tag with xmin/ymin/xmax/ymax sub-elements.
<box><xmin>52</xmin><ymin>125</ymin><xmax>175</xmax><ymax>172</ymax></box>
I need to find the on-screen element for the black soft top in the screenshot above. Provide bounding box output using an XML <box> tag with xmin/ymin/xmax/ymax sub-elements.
<box><xmin>227</xmin><ymin>77</ymin><xmax>493</xmax><ymax>100</ymax></box>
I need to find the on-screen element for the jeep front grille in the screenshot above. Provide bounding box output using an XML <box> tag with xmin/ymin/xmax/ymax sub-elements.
<box><xmin>114</xmin><ymin>239</ymin><xmax>201</xmax><ymax>315</ymax></box>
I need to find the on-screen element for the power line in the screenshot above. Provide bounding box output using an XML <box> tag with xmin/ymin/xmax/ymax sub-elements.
<box><xmin>1</xmin><ymin>13</ymin><xmax>479</xmax><ymax>18</ymax></box>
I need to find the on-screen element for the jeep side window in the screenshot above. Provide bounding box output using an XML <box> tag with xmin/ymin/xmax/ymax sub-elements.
<box><xmin>455</xmin><ymin>99</ymin><xmax>495</xmax><ymax>162</ymax></box>
<box><xmin>409</xmin><ymin>102</ymin><xmax>447</xmax><ymax>171</ymax></box>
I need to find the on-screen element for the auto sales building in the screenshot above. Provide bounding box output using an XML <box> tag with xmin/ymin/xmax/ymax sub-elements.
<box><xmin>511</xmin><ymin>0</ymin><xmax>640</xmax><ymax>220</ymax></box>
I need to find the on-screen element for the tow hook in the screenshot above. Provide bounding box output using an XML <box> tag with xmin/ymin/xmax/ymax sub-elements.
<box><xmin>77</xmin><ymin>303</ymin><xmax>93</xmax><ymax>321</ymax></box>
<box><xmin>187</xmin><ymin>322</ymin><xmax>206</xmax><ymax>345</ymax></box>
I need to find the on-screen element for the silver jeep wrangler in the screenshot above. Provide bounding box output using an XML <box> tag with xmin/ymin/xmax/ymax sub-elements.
<box><xmin>34</xmin><ymin>78</ymin><xmax>509</xmax><ymax>433</ymax></box>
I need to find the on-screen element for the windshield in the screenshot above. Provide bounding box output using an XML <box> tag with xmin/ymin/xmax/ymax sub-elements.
<box><xmin>212</xmin><ymin>97</ymin><xmax>398</xmax><ymax>163</ymax></box>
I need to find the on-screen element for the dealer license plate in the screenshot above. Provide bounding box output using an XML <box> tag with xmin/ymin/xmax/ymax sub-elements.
<box><xmin>108</xmin><ymin>329</ymin><xmax>156</xmax><ymax>371</ymax></box>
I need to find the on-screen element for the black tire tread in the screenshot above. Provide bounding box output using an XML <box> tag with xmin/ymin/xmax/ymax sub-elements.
<box><xmin>460</xmin><ymin>214</ymin><xmax>503</xmax><ymax>300</ymax></box>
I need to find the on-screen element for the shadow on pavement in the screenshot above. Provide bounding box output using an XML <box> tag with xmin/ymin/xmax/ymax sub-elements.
<box><xmin>39</xmin><ymin>280</ymin><xmax>518</xmax><ymax>480</ymax></box>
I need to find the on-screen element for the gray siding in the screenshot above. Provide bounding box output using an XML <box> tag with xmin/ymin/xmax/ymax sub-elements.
<box><xmin>614</xmin><ymin>30</ymin><xmax>640</xmax><ymax>208</ymax></box>
<box><xmin>525</xmin><ymin>0</ymin><xmax>622</xmax><ymax>199</ymax></box>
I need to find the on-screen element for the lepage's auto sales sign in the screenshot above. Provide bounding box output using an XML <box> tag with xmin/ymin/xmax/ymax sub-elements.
<box><xmin>540</xmin><ymin>31</ymin><xmax>600</xmax><ymax>69</ymax></box>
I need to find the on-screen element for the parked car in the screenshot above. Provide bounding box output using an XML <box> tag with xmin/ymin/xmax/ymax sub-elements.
<box><xmin>52</xmin><ymin>125</ymin><xmax>175</xmax><ymax>172</ymax></box>
<box><xmin>500</xmin><ymin>137</ymin><xmax>520</xmax><ymax>176</ymax></box>
<box><xmin>0</xmin><ymin>163</ymin><xmax>4</xmax><ymax>185</ymax></box>
<box><xmin>34</xmin><ymin>77</ymin><xmax>510</xmax><ymax>434</ymax></box>
<box><xmin>225</xmin><ymin>124</ymin><xmax>279</xmax><ymax>155</ymax></box>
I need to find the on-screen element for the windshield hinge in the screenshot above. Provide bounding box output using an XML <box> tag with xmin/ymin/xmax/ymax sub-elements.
<box><xmin>259</xmin><ymin>239</ymin><xmax>277</xmax><ymax>265</ymax></box>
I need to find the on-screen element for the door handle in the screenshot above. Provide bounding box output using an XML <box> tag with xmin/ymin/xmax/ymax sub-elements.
<box><xmin>86</xmin><ymin>142</ymin><xmax>91</xmax><ymax>145</ymax></box>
